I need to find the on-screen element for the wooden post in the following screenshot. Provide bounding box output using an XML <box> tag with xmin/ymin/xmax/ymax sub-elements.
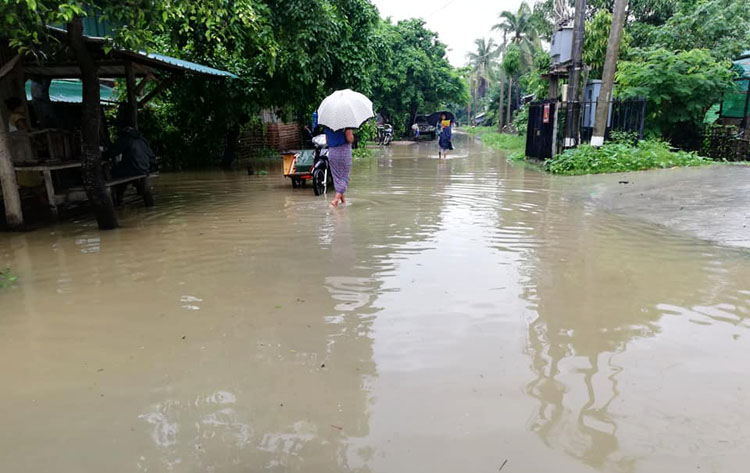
<box><xmin>591</xmin><ymin>0</ymin><xmax>629</xmax><ymax>146</ymax></box>
<box><xmin>68</xmin><ymin>16</ymin><xmax>118</xmax><ymax>230</ymax></box>
<box><xmin>565</xmin><ymin>0</ymin><xmax>587</xmax><ymax>148</ymax></box>
<box><xmin>506</xmin><ymin>77</ymin><xmax>513</xmax><ymax>126</ymax></box>
<box><xmin>124</xmin><ymin>61</ymin><xmax>138</xmax><ymax>129</ymax></box>
<box><xmin>548</xmin><ymin>75</ymin><xmax>559</xmax><ymax>100</ymax></box>
<box><xmin>497</xmin><ymin>76</ymin><xmax>505</xmax><ymax>132</ymax></box>
<box><xmin>0</xmin><ymin>131</ymin><xmax>23</xmax><ymax>228</ymax></box>
<box><xmin>0</xmin><ymin>55</ymin><xmax>24</xmax><ymax>228</ymax></box>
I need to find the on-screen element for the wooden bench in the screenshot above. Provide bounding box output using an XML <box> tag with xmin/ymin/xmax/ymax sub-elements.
<box><xmin>60</xmin><ymin>173</ymin><xmax>159</xmax><ymax>212</ymax></box>
<box><xmin>108</xmin><ymin>173</ymin><xmax>157</xmax><ymax>207</ymax></box>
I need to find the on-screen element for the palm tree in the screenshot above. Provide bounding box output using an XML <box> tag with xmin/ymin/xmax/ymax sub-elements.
<box><xmin>493</xmin><ymin>2</ymin><xmax>540</xmax><ymax>127</ymax></box>
<box><xmin>466</xmin><ymin>38</ymin><xmax>500</xmax><ymax>124</ymax></box>
<box><xmin>492</xmin><ymin>1</ymin><xmax>539</xmax><ymax>66</ymax></box>
<box><xmin>466</xmin><ymin>38</ymin><xmax>500</xmax><ymax>88</ymax></box>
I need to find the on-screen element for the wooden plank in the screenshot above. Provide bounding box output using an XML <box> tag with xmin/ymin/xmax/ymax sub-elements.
<box><xmin>42</xmin><ymin>169</ymin><xmax>58</xmax><ymax>218</ymax></box>
<box><xmin>14</xmin><ymin>161</ymin><xmax>82</xmax><ymax>172</ymax></box>
<box><xmin>138</xmin><ymin>76</ymin><xmax>176</xmax><ymax>108</ymax></box>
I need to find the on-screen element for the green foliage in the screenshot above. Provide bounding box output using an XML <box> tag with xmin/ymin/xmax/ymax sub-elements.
<box><xmin>584</xmin><ymin>9</ymin><xmax>632</xmax><ymax>79</ymax></box>
<box><xmin>0</xmin><ymin>268</ymin><xmax>18</xmax><ymax>288</ymax></box>
<box><xmin>467</xmin><ymin>127</ymin><xmax>525</xmax><ymax>152</ymax></box>
<box><xmin>615</xmin><ymin>48</ymin><xmax>736</xmax><ymax>138</ymax></box>
<box><xmin>503</xmin><ymin>44</ymin><xmax>523</xmax><ymax>77</ymax></box>
<box><xmin>518</xmin><ymin>49</ymin><xmax>550</xmax><ymax>99</ymax></box>
<box><xmin>545</xmin><ymin>140</ymin><xmax>712</xmax><ymax>175</ymax></box>
<box><xmin>352</xmin><ymin>146</ymin><xmax>373</xmax><ymax>159</ymax></box>
<box><xmin>649</xmin><ymin>0</ymin><xmax>750</xmax><ymax>61</ymax></box>
<box><xmin>370</xmin><ymin>19</ymin><xmax>468</xmax><ymax>135</ymax></box>
<box><xmin>512</xmin><ymin>106</ymin><xmax>529</xmax><ymax>136</ymax></box>
<box><xmin>493</xmin><ymin>1</ymin><xmax>540</xmax><ymax>68</ymax></box>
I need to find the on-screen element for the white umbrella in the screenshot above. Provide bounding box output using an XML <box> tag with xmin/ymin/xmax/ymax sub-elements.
<box><xmin>317</xmin><ymin>89</ymin><xmax>374</xmax><ymax>131</ymax></box>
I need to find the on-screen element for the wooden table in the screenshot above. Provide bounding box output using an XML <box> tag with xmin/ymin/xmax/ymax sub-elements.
<box><xmin>14</xmin><ymin>161</ymin><xmax>82</xmax><ymax>218</ymax></box>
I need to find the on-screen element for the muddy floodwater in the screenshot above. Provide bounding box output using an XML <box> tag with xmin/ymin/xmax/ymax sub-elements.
<box><xmin>1</xmin><ymin>134</ymin><xmax>749</xmax><ymax>473</ymax></box>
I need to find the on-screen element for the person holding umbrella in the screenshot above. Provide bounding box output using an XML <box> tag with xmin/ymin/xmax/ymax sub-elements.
<box><xmin>317</xmin><ymin>89</ymin><xmax>374</xmax><ymax>207</ymax></box>
<box><xmin>324</xmin><ymin>126</ymin><xmax>355</xmax><ymax>207</ymax></box>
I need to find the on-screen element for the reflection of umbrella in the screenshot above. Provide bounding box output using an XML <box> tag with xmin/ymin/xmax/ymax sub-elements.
<box><xmin>427</xmin><ymin>111</ymin><xmax>455</xmax><ymax>126</ymax></box>
<box><xmin>317</xmin><ymin>89</ymin><xmax>374</xmax><ymax>131</ymax></box>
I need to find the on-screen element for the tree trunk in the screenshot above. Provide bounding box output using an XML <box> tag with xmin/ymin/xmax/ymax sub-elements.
<box><xmin>68</xmin><ymin>17</ymin><xmax>118</xmax><ymax>230</ymax></box>
<box><xmin>566</xmin><ymin>0</ymin><xmax>587</xmax><ymax>147</ymax></box>
<box><xmin>124</xmin><ymin>61</ymin><xmax>138</xmax><ymax>129</ymax></box>
<box><xmin>497</xmin><ymin>77</ymin><xmax>505</xmax><ymax>132</ymax></box>
<box><xmin>506</xmin><ymin>78</ymin><xmax>513</xmax><ymax>127</ymax></box>
<box><xmin>0</xmin><ymin>131</ymin><xmax>23</xmax><ymax>228</ymax></box>
<box><xmin>591</xmin><ymin>0</ymin><xmax>628</xmax><ymax>146</ymax></box>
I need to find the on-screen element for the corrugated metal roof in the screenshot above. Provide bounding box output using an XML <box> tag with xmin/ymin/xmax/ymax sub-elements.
<box><xmin>136</xmin><ymin>52</ymin><xmax>238</xmax><ymax>78</ymax></box>
<box><xmin>25</xmin><ymin>79</ymin><xmax>117</xmax><ymax>104</ymax></box>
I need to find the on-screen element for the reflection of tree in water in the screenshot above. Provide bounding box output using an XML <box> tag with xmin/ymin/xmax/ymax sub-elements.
<box><xmin>504</xmin><ymin>170</ymin><xmax>724</xmax><ymax>471</ymax></box>
<box><xmin>513</xmin><ymin>164</ymin><xmax>750</xmax><ymax>471</ymax></box>
<box><xmin>133</xmin><ymin>152</ymin><xmax>461</xmax><ymax>471</ymax></box>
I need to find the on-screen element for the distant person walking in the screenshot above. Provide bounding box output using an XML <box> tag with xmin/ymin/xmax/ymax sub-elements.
<box><xmin>438</xmin><ymin>113</ymin><xmax>453</xmax><ymax>158</ymax></box>
<box><xmin>325</xmin><ymin>127</ymin><xmax>355</xmax><ymax>207</ymax></box>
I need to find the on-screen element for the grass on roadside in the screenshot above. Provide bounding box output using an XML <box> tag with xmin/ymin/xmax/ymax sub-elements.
<box><xmin>1</xmin><ymin>268</ymin><xmax>18</xmax><ymax>288</ymax></box>
<box><xmin>545</xmin><ymin>140</ymin><xmax>712</xmax><ymax>175</ymax></box>
<box><xmin>463</xmin><ymin>126</ymin><xmax>525</xmax><ymax>152</ymax></box>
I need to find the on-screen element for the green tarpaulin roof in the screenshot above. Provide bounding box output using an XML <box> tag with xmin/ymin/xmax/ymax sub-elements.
<box><xmin>25</xmin><ymin>79</ymin><xmax>116</xmax><ymax>104</ymax></box>
<box><xmin>719</xmin><ymin>53</ymin><xmax>750</xmax><ymax>119</ymax></box>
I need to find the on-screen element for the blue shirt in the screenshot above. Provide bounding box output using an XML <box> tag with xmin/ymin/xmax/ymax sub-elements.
<box><xmin>325</xmin><ymin>128</ymin><xmax>348</xmax><ymax>148</ymax></box>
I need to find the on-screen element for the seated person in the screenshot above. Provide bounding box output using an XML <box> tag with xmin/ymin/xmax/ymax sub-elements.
<box><xmin>103</xmin><ymin>123</ymin><xmax>157</xmax><ymax>205</ymax></box>
<box><xmin>5</xmin><ymin>97</ymin><xmax>28</xmax><ymax>131</ymax></box>
<box><xmin>104</xmin><ymin>123</ymin><xmax>156</xmax><ymax>178</ymax></box>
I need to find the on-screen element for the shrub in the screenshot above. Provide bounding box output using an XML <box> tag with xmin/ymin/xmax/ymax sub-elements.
<box><xmin>545</xmin><ymin>140</ymin><xmax>712</xmax><ymax>175</ymax></box>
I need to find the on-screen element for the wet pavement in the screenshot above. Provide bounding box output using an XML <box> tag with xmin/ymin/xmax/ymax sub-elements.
<box><xmin>585</xmin><ymin>165</ymin><xmax>750</xmax><ymax>249</ymax></box>
<box><xmin>1</xmin><ymin>134</ymin><xmax>749</xmax><ymax>472</ymax></box>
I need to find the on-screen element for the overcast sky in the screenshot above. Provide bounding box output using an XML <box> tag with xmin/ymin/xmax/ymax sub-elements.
<box><xmin>371</xmin><ymin>0</ymin><xmax>526</xmax><ymax>67</ymax></box>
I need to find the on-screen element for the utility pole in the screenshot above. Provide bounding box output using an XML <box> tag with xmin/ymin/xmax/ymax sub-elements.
<box><xmin>591</xmin><ymin>0</ymin><xmax>629</xmax><ymax>146</ymax></box>
<box><xmin>565</xmin><ymin>0</ymin><xmax>586</xmax><ymax>148</ymax></box>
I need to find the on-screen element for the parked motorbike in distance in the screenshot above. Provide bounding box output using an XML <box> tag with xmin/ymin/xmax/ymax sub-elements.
<box><xmin>376</xmin><ymin>124</ymin><xmax>393</xmax><ymax>146</ymax></box>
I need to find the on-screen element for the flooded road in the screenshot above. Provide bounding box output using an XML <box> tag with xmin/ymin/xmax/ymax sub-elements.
<box><xmin>1</xmin><ymin>134</ymin><xmax>749</xmax><ymax>472</ymax></box>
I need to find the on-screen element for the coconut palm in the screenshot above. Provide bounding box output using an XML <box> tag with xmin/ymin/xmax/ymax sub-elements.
<box><xmin>466</xmin><ymin>38</ymin><xmax>500</xmax><ymax>123</ymax></box>
<box><xmin>492</xmin><ymin>1</ymin><xmax>540</xmax><ymax>69</ymax></box>
<box><xmin>466</xmin><ymin>37</ymin><xmax>501</xmax><ymax>89</ymax></box>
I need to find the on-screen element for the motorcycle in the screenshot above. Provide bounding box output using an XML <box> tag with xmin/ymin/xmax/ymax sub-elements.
<box><xmin>376</xmin><ymin>124</ymin><xmax>393</xmax><ymax>145</ymax></box>
<box><xmin>311</xmin><ymin>134</ymin><xmax>333</xmax><ymax>196</ymax></box>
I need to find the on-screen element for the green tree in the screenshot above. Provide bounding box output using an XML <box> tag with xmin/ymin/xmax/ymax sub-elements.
<box><xmin>650</xmin><ymin>0</ymin><xmax>750</xmax><ymax>61</ymax></box>
<box><xmin>584</xmin><ymin>9</ymin><xmax>632</xmax><ymax>79</ymax></box>
<box><xmin>2</xmin><ymin>0</ymin><xmax>259</xmax><ymax>228</ymax></box>
<box><xmin>466</xmin><ymin>37</ymin><xmax>500</xmax><ymax>122</ymax></box>
<box><xmin>493</xmin><ymin>1</ymin><xmax>540</xmax><ymax>68</ymax></box>
<box><xmin>370</xmin><ymin>19</ymin><xmax>468</xmax><ymax>134</ymax></box>
<box><xmin>615</xmin><ymin>48</ymin><xmax>736</xmax><ymax>138</ymax></box>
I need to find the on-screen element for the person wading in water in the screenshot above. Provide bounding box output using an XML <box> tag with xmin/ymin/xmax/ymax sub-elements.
<box><xmin>324</xmin><ymin>127</ymin><xmax>355</xmax><ymax>207</ymax></box>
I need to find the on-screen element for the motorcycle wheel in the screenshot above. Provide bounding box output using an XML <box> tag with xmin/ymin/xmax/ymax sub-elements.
<box><xmin>312</xmin><ymin>168</ymin><xmax>326</xmax><ymax>196</ymax></box>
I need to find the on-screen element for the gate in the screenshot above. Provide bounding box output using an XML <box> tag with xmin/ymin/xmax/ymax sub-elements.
<box><xmin>526</xmin><ymin>100</ymin><xmax>556</xmax><ymax>160</ymax></box>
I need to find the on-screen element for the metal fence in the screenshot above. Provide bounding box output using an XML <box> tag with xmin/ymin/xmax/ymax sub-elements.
<box><xmin>697</xmin><ymin>126</ymin><xmax>749</xmax><ymax>161</ymax></box>
<box><xmin>526</xmin><ymin>98</ymin><xmax>647</xmax><ymax>160</ymax></box>
<box><xmin>559</xmin><ymin>98</ymin><xmax>646</xmax><ymax>149</ymax></box>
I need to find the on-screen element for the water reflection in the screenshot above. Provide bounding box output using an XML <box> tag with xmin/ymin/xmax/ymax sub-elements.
<box><xmin>519</xmin><ymin>179</ymin><xmax>750</xmax><ymax>470</ymax></box>
<box><xmin>2</xmin><ymin>135</ymin><xmax>750</xmax><ymax>472</ymax></box>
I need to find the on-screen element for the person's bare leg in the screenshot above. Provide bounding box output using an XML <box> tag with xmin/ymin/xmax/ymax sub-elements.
<box><xmin>340</xmin><ymin>193</ymin><xmax>346</xmax><ymax>204</ymax></box>
<box><xmin>331</xmin><ymin>192</ymin><xmax>343</xmax><ymax>207</ymax></box>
